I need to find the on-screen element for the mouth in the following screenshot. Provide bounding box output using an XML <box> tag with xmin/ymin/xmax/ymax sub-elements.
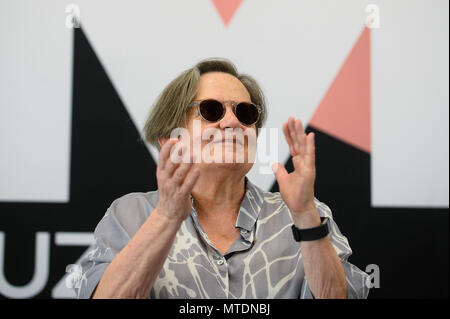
<box><xmin>212</xmin><ymin>139</ymin><xmax>244</xmax><ymax>146</ymax></box>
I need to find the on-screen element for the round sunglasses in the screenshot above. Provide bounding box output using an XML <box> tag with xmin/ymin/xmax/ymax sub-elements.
<box><xmin>188</xmin><ymin>99</ymin><xmax>261</xmax><ymax>126</ymax></box>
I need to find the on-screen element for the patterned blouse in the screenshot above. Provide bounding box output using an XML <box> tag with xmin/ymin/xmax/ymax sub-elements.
<box><xmin>76</xmin><ymin>179</ymin><xmax>370</xmax><ymax>299</ymax></box>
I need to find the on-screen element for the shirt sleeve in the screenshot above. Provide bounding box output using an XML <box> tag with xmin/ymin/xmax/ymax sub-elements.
<box><xmin>299</xmin><ymin>199</ymin><xmax>371</xmax><ymax>299</ymax></box>
<box><xmin>74</xmin><ymin>193</ymin><xmax>153</xmax><ymax>299</ymax></box>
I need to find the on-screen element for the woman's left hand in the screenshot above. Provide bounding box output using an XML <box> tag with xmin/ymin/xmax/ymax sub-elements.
<box><xmin>272</xmin><ymin>117</ymin><xmax>317</xmax><ymax>217</ymax></box>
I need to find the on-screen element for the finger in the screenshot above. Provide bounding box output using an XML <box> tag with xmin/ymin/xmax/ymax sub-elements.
<box><xmin>288</xmin><ymin>117</ymin><xmax>300</xmax><ymax>154</ymax></box>
<box><xmin>179</xmin><ymin>167</ymin><xmax>200</xmax><ymax>195</ymax></box>
<box><xmin>292</xmin><ymin>154</ymin><xmax>304</xmax><ymax>172</ymax></box>
<box><xmin>158</xmin><ymin>139</ymin><xmax>178</xmax><ymax>170</ymax></box>
<box><xmin>272</xmin><ymin>162</ymin><xmax>289</xmax><ymax>184</ymax></box>
<box><xmin>305</xmin><ymin>132</ymin><xmax>316</xmax><ymax>167</ymax></box>
<box><xmin>165</xmin><ymin>142</ymin><xmax>187</xmax><ymax>177</ymax></box>
<box><xmin>283</xmin><ymin>122</ymin><xmax>297</xmax><ymax>156</ymax></box>
<box><xmin>295</xmin><ymin>119</ymin><xmax>307</xmax><ymax>157</ymax></box>
<box><xmin>171</xmin><ymin>159</ymin><xmax>194</xmax><ymax>185</ymax></box>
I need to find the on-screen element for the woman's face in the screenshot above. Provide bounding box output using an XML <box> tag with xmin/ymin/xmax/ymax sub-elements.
<box><xmin>184</xmin><ymin>72</ymin><xmax>257</xmax><ymax>174</ymax></box>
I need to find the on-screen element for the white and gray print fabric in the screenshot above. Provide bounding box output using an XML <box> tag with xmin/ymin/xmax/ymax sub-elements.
<box><xmin>75</xmin><ymin>179</ymin><xmax>370</xmax><ymax>299</ymax></box>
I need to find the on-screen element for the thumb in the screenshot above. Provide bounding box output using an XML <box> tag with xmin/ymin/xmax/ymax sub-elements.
<box><xmin>272</xmin><ymin>162</ymin><xmax>288</xmax><ymax>183</ymax></box>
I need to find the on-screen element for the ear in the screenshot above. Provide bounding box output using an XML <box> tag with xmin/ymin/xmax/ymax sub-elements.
<box><xmin>158</xmin><ymin>137</ymin><xmax>168</xmax><ymax>148</ymax></box>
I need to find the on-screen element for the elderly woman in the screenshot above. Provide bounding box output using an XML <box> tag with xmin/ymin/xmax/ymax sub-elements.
<box><xmin>76</xmin><ymin>58</ymin><xmax>369</xmax><ymax>299</ymax></box>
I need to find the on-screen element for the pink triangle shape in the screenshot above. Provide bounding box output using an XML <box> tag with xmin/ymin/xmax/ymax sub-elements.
<box><xmin>309</xmin><ymin>27</ymin><xmax>371</xmax><ymax>153</ymax></box>
<box><xmin>211</xmin><ymin>0</ymin><xmax>243</xmax><ymax>26</ymax></box>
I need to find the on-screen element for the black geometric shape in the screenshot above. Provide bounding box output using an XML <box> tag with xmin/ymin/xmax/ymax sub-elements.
<box><xmin>0</xmin><ymin>27</ymin><xmax>157</xmax><ymax>298</ymax></box>
<box><xmin>70</xmin><ymin>27</ymin><xmax>158</xmax><ymax>209</ymax></box>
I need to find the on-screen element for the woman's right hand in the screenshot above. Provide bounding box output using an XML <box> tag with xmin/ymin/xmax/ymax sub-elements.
<box><xmin>155</xmin><ymin>139</ymin><xmax>200</xmax><ymax>222</ymax></box>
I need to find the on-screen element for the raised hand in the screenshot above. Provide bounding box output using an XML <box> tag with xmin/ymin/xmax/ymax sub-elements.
<box><xmin>272</xmin><ymin>117</ymin><xmax>317</xmax><ymax>217</ymax></box>
<box><xmin>155</xmin><ymin>139</ymin><xmax>200</xmax><ymax>221</ymax></box>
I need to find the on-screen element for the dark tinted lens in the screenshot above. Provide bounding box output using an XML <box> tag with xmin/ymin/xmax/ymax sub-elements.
<box><xmin>199</xmin><ymin>100</ymin><xmax>224</xmax><ymax>122</ymax></box>
<box><xmin>235</xmin><ymin>103</ymin><xmax>260</xmax><ymax>125</ymax></box>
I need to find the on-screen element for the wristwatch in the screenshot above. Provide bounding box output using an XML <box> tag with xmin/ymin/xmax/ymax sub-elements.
<box><xmin>291</xmin><ymin>217</ymin><xmax>330</xmax><ymax>242</ymax></box>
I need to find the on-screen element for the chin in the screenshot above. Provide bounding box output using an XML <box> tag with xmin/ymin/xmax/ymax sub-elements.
<box><xmin>199</xmin><ymin>145</ymin><xmax>254</xmax><ymax>170</ymax></box>
<box><xmin>200</xmin><ymin>160</ymin><xmax>253</xmax><ymax>173</ymax></box>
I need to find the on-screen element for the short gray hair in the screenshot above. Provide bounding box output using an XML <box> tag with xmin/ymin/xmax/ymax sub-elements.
<box><xmin>143</xmin><ymin>58</ymin><xmax>267</xmax><ymax>149</ymax></box>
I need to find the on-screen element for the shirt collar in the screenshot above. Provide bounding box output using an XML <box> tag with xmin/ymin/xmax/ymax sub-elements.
<box><xmin>235</xmin><ymin>178</ymin><xmax>265</xmax><ymax>232</ymax></box>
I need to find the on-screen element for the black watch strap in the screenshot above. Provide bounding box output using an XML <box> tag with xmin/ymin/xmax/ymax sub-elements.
<box><xmin>291</xmin><ymin>217</ymin><xmax>329</xmax><ymax>242</ymax></box>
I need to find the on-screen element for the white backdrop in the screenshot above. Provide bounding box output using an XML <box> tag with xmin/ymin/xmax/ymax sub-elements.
<box><xmin>0</xmin><ymin>0</ymin><xmax>448</xmax><ymax>207</ymax></box>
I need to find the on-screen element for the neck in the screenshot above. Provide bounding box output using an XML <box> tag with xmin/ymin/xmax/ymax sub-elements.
<box><xmin>191</xmin><ymin>167</ymin><xmax>247</xmax><ymax>219</ymax></box>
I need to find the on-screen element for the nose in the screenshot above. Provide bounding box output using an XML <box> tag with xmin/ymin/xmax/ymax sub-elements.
<box><xmin>219</xmin><ymin>104</ymin><xmax>242</xmax><ymax>130</ymax></box>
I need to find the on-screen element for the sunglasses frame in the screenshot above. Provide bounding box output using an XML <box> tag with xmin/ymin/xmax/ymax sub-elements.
<box><xmin>188</xmin><ymin>99</ymin><xmax>262</xmax><ymax>126</ymax></box>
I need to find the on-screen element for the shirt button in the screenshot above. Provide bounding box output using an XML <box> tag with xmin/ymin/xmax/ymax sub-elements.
<box><xmin>240</xmin><ymin>229</ymin><xmax>248</xmax><ymax>234</ymax></box>
<box><xmin>217</xmin><ymin>259</ymin><xmax>224</xmax><ymax>266</ymax></box>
